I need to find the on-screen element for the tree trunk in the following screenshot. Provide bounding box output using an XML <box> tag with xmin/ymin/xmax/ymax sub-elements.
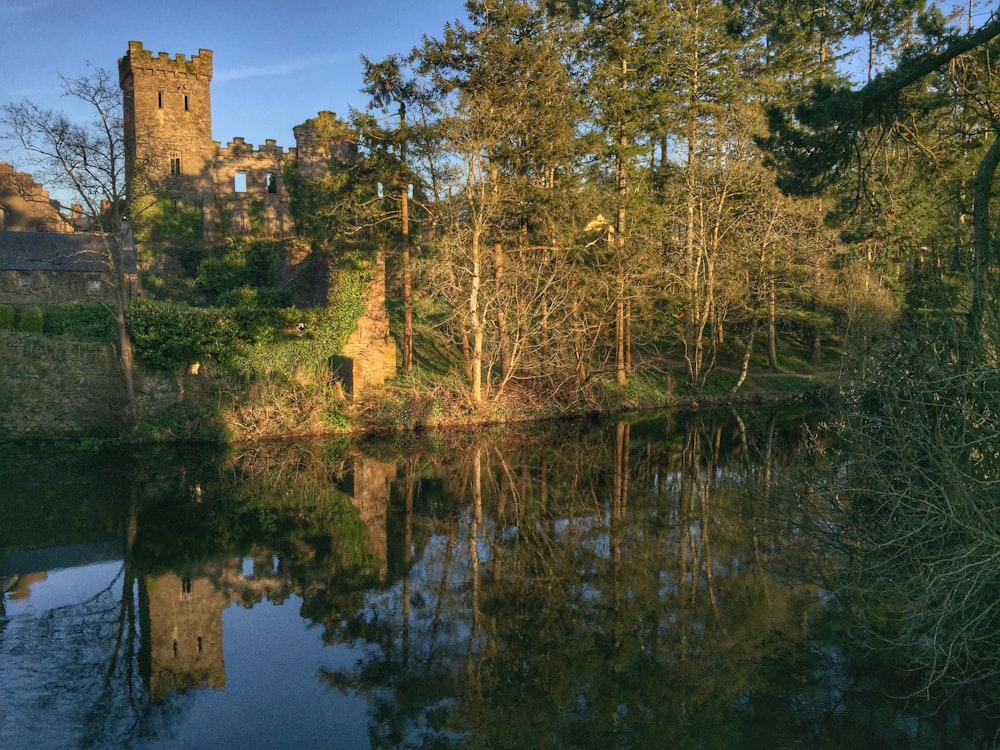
<box><xmin>615</xmin><ymin>67</ymin><xmax>629</xmax><ymax>387</ymax></box>
<box><xmin>495</xmin><ymin>241</ymin><xmax>511</xmax><ymax>379</ymax></box>
<box><xmin>730</xmin><ymin>326</ymin><xmax>757</xmax><ymax>395</ymax></box>
<box><xmin>399</xmin><ymin>100</ymin><xmax>413</xmax><ymax>375</ymax></box>
<box><xmin>968</xmin><ymin>127</ymin><xmax>1000</xmax><ymax>347</ymax></box>
<box><xmin>401</xmin><ymin>179</ymin><xmax>413</xmax><ymax>375</ymax></box>
<box><xmin>625</xmin><ymin>299</ymin><xmax>632</xmax><ymax>375</ymax></box>
<box><xmin>470</xmin><ymin>227</ymin><xmax>483</xmax><ymax>404</ymax></box>
<box><xmin>767</xmin><ymin>277</ymin><xmax>778</xmax><ymax>372</ymax></box>
<box><xmin>616</xmin><ymin>292</ymin><xmax>626</xmax><ymax>385</ymax></box>
<box><xmin>107</xmin><ymin>230</ymin><xmax>137</xmax><ymax>427</ymax></box>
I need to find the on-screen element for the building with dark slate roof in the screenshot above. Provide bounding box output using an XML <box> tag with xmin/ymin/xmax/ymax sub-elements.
<box><xmin>0</xmin><ymin>230</ymin><xmax>139</xmax><ymax>306</ymax></box>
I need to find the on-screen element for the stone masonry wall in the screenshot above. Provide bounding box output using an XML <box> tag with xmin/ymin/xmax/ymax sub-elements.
<box><xmin>119</xmin><ymin>42</ymin><xmax>215</xmax><ymax>199</ymax></box>
<box><xmin>211</xmin><ymin>138</ymin><xmax>293</xmax><ymax>237</ymax></box>
<box><xmin>0</xmin><ymin>336</ymin><xmax>129</xmax><ymax>438</ymax></box>
<box><xmin>0</xmin><ymin>335</ymin><xmax>183</xmax><ymax>440</ymax></box>
<box><xmin>0</xmin><ymin>162</ymin><xmax>74</xmax><ymax>232</ymax></box>
<box><xmin>0</xmin><ymin>269</ymin><xmax>112</xmax><ymax>306</ymax></box>
<box><xmin>340</xmin><ymin>257</ymin><xmax>396</xmax><ymax>396</ymax></box>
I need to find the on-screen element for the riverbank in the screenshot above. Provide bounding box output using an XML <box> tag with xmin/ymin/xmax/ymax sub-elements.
<box><xmin>338</xmin><ymin>364</ymin><xmax>833</xmax><ymax>436</ymax></box>
<box><xmin>0</xmin><ymin>332</ymin><xmax>835</xmax><ymax>444</ymax></box>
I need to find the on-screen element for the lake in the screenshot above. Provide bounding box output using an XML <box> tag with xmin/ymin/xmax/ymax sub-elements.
<box><xmin>1</xmin><ymin>406</ymin><xmax>997</xmax><ymax>749</ymax></box>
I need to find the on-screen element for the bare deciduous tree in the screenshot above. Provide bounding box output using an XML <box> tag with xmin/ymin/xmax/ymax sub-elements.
<box><xmin>2</xmin><ymin>65</ymin><xmax>138</xmax><ymax>425</ymax></box>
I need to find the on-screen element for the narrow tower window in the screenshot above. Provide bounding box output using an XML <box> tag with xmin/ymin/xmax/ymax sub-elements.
<box><xmin>158</xmin><ymin>91</ymin><xmax>163</xmax><ymax>108</ymax></box>
<box><xmin>234</xmin><ymin>172</ymin><xmax>247</xmax><ymax>193</ymax></box>
<box><xmin>184</xmin><ymin>94</ymin><xmax>189</xmax><ymax>111</ymax></box>
<box><xmin>169</xmin><ymin>151</ymin><xmax>182</xmax><ymax>175</ymax></box>
<box><xmin>266</xmin><ymin>173</ymin><xmax>277</xmax><ymax>194</ymax></box>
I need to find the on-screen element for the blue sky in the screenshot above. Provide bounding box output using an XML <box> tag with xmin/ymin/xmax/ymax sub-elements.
<box><xmin>0</xmin><ymin>0</ymin><xmax>469</xmax><ymax>171</ymax></box>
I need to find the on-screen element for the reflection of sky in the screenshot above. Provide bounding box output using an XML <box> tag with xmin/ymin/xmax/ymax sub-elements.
<box><xmin>3</xmin><ymin>559</ymin><xmax>123</xmax><ymax>617</ymax></box>
<box><xmin>145</xmin><ymin>596</ymin><xmax>370</xmax><ymax>750</ymax></box>
<box><xmin>1</xmin><ymin>556</ymin><xmax>373</xmax><ymax>749</ymax></box>
<box><xmin>1</xmin><ymin>560</ymin><xmax>131</xmax><ymax>749</ymax></box>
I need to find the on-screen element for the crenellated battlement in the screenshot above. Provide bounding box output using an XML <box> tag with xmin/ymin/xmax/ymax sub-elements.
<box><xmin>218</xmin><ymin>137</ymin><xmax>287</xmax><ymax>158</ymax></box>
<box><xmin>121</xmin><ymin>42</ymin><xmax>356</xmax><ymax>242</ymax></box>
<box><xmin>118</xmin><ymin>41</ymin><xmax>213</xmax><ymax>83</ymax></box>
<box><xmin>0</xmin><ymin>162</ymin><xmax>52</xmax><ymax>202</ymax></box>
<box><xmin>0</xmin><ymin>161</ymin><xmax>73</xmax><ymax>232</ymax></box>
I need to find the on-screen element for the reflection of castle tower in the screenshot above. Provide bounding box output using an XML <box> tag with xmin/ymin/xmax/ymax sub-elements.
<box><xmin>342</xmin><ymin>456</ymin><xmax>394</xmax><ymax>580</ymax></box>
<box><xmin>137</xmin><ymin>557</ymin><xmax>297</xmax><ymax>700</ymax></box>
<box><xmin>139</xmin><ymin>572</ymin><xmax>227</xmax><ymax>700</ymax></box>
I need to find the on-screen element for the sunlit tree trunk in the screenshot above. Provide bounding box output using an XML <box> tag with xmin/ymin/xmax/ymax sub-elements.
<box><xmin>615</xmin><ymin>63</ymin><xmax>629</xmax><ymax>387</ymax></box>
<box><xmin>470</xmin><ymin>225</ymin><xmax>484</xmax><ymax>404</ymax></box>
<box><xmin>495</xmin><ymin>241</ymin><xmax>511</xmax><ymax>380</ymax></box>
<box><xmin>401</xmin><ymin>145</ymin><xmax>413</xmax><ymax>375</ymax></box>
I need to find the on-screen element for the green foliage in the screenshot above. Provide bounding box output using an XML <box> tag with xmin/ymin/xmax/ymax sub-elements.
<box><xmin>137</xmin><ymin>195</ymin><xmax>204</xmax><ymax>246</ymax></box>
<box><xmin>0</xmin><ymin>305</ymin><xmax>14</xmax><ymax>331</ymax></box>
<box><xmin>136</xmin><ymin>399</ymin><xmax>231</xmax><ymax>443</ymax></box>
<box><xmin>141</xmin><ymin>269</ymin><xmax>199</xmax><ymax>302</ymax></box>
<box><xmin>354</xmin><ymin>389</ymin><xmax>417</xmax><ymax>432</ymax></box>
<box><xmin>216</xmin><ymin>286</ymin><xmax>291</xmax><ymax>309</ymax></box>
<box><xmin>127</xmin><ymin>298</ymin><xmax>246</xmax><ymax>371</ymax></box>
<box><xmin>196</xmin><ymin>239</ymin><xmax>284</xmax><ymax>303</ymax></box>
<box><xmin>592</xmin><ymin>371</ymin><xmax>675</xmax><ymax>410</ymax></box>
<box><xmin>319</xmin><ymin>262</ymin><xmax>373</xmax><ymax>354</ymax></box>
<box><xmin>15</xmin><ymin>306</ymin><xmax>43</xmax><ymax>334</ymax></box>
<box><xmin>41</xmin><ymin>303</ymin><xmax>116</xmax><ymax>343</ymax></box>
<box><xmin>283</xmin><ymin>113</ymin><xmax>386</xmax><ymax>244</ymax></box>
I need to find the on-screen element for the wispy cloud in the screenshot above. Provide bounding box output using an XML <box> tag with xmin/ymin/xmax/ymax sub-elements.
<box><xmin>0</xmin><ymin>0</ymin><xmax>52</xmax><ymax>15</ymax></box>
<box><xmin>215</xmin><ymin>54</ymin><xmax>343</xmax><ymax>84</ymax></box>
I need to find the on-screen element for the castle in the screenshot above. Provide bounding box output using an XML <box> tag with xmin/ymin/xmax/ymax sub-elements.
<box><xmin>1</xmin><ymin>42</ymin><xmax>392</xmax><ymax>407</ymax></box>
<box><xmin>118</xmin><ymin>42</ymin><xmax>394</xmax><ymax>394</ymax></box>
<box><xmin>118</xmin><ymin>41</ymin><xmax>356</xmax><ymax>239</ymax></box>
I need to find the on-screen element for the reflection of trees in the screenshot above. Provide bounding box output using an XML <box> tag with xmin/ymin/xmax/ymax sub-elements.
<box><xmin>0</xmin><ymin>440</ymin><xmax>389</xmax><ymax>747</ymax></box>
<box><xmin>0</xmin><ymin>561</ymin><xmax>184</xmax><ymax>748</ymax></box>
<box><xmin>323</xmin><ymin>411</ymin><xmax>832</xmax><ymax>748</ymax></box>
<box><xmin>12</xmin><ymin>409</ymin><xmax>991</xmax><ymax>746</ymax></box>
<box><xmin>0</xmin><ymin>468</ymin><xmax>185</xmax><ymax>749</ymax></box>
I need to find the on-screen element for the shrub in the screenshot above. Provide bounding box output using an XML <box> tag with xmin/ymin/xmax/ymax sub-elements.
<box><xmin>42</xmin><ymin>303</ymin><xmax>116</xmax><ymax>342</ymax></box>
<box><xmin>834</xmin><ymin>328</ymin><xmax>1000</xmax><ymax>699</ymax></box>
<box><xmin>128</xmin><ymin>298</ymin><xmax>244</xmax><ymax>371</ymax></box>
<box><xmin>16</xmin><ymin>306</ymin><xmax>43</xmax><ymax>334</ymax></box>
<box><xmin>195</xmin><ymin>239</ymin><xmax>284</xmax><ymax>302</ymax></box>
<box><xmin>0</xmin><ymin>305</ymin><xmax>14</xmax><ymax>330</ymax></box>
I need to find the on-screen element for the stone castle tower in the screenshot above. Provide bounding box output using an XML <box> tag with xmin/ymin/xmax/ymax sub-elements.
<box><xmin>118</xmin><ymin>41</ymin><xmax>301</xmax><ymax>238</ymax></box>
<box><xmin>118</xmin><ymin>42</ymin><xmax>216</xmax><ymax>206</ymax></box>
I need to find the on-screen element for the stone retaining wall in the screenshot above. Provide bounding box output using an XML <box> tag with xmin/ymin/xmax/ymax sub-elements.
<box><xmin>0</xmin><ymin>335</ymin><xmax>183</xmax><ymax>440</ymax></box>
<box><xmin>0</xmin><ymin>335</ymin><xmax>128</xmax><ymax>438</ymax></box>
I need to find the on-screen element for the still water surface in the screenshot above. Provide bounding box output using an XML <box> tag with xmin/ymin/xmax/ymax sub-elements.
<box><xmin>0</xmin><ymin>407</ymin><xmax>995</xmax><ymax>748</ymax></box>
